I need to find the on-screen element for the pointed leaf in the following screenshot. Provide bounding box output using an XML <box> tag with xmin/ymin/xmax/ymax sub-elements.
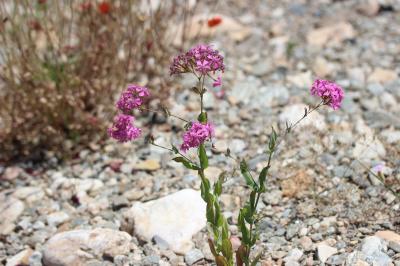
<box><xmin>258</xmin><ymin>166</ymin><xmax>269</xmax><ymax>192</ymax></box>
<box><xmin>240</xmin><ymin>160</ymin><xmax>257</xmax><ymax>189</ymax></box>
<box><xmin>172</xmin><ymin>157</ymin><xmax>199</xmax><ymax>170</ymax></box>
<box><xmin>221</xmin><ymin>238</ymin><xmax>233</xmax><ymax>261</ymax></box>
<box><xmin>208</xmin><ymin>238</ymin><xmax>218</xmax><ymax>257</ymax></box>
<box><xmin>238</xmin><ymin>210</ymin><xmax>250</xmax><ymax>244</ymax></box>
<box><xmin>236</xmin><ymin>245</ymin><xmax>247</xmax><ymax>266</ymax></box>
<box><xmin>215</xmin><ymin>255</ymin><xmax>229</xmax><ymax>266</ymax></box>
<box><xmin>214</xmin><ymin>179</ymin><xmax>222</xmax><ymax>196</ymax></box>
<box><xmin>206</xmin><ymin>201</ymin><xmax>215</xmax><ymax>224</ymax></box>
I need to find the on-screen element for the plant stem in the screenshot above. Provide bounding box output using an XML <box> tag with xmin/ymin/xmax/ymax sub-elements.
<box><xmin>150</xmin><ymin>142</ymin><xmax>198</xmax><ymax>166</ymax></box>
<box><xmin>140</xmin><ymin>106</ymin><xmax>189</xmax><ymax>123</ymax></box>
<box><xmin>149</xmin><ymin>142</ymin><xmax>173</xmax><ymax>152</ymax></box>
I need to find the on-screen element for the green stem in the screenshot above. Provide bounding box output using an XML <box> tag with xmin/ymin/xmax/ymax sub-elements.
<box><xmin>150</xmin><ymin>142</ymin><xmax>198</xmax><ymax>167</ymax></box>
<box><xmin>140</xmin><ymin>106</ymin><xmax>189</xmax><ymax>123</ymax></box>
<box><xmin>150</xmin><ymin>142</ymin><xmax>173</xmax><ymax>152</ymax></box>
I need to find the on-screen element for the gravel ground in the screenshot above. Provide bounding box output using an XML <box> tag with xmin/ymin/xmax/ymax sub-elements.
<box><xmin>1</xmin><ymin>0</ymin><xmax>400</xmax><ymax>265</ymax></box>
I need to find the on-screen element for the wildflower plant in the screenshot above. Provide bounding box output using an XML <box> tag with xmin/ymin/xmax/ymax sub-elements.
<box><xmin>108</xmin><ymin>44</ymin><xmax>344</xmax><ymax>265</ymax></box>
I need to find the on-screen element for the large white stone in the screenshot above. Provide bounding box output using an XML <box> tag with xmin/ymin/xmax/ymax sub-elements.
<box><xmin>42</xmin><ymin>228</ymin><xmax>131</xmax><ymax>266</ymax></box>
<box><xmin>124</xmin><ymin>189</ymin><xmax>206</xmax><ymax>254</ymax></box>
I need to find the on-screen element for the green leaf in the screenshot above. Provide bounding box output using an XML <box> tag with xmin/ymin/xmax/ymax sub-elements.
<box><xmin>172</xmin><ymin>157</ymin><xmax>199</xmax><ymax>170</ymax></box>
<box><xmin>200</xmin><ymin>181</ymin><xmax>208</xmax><ymax>201</ymax></box>
<box><xmin>250</xmin><ymin>191</ymin><xmax>256</xmax><ymax>212</ymax></box>
<box><xmin>200</xmin><ymin>176</ymin><xmax>212</xmax><ymax>202</ymax></box>
<box><xmin>208</xmin><ymin>238</ymin><xmax>218</xmax><ymax>257</ymax></box>
<box><xmin>171</xmin><ymin>145</ymin><xmax>179</xmax><ymax>154</ymax></box>
<box><xmin>238</xmin><ymin>210</ymin><xmax>249</xmax><ymax>244</ymax></box>
<box><xmin>221</xmin><ymin>238</ymin><xmax>233</xmax><ymax>261</ymax></box>
<box><xmin>198</xmin><ymin>144</ymin><xmax>208</xmax><ymax>169</ymax></box>
<box><xmin>268</xmin><ymin>127</ymin><xmax>278</xmax><ymax>151</ymax></box>
<box><xmin>236</xmin><ymin>245</ymin><xmax>247</xmax><ymax>266</ymax></box>
<box><xmin>214</xmin><ymin>201</ymin><xmax>222</xmax><ymax>226</ymax></box>
<box><xmin>242</xmin><ymin>204</ymin><xmax>253</xmax><ymax>224</ymax></box>
<box><xmin>258</xmin><ymin>166</ymin><xmax>269</xmax><ymax>192</ymax></box>
<box><xmin>240</xmin><ymin>160</ymin><xmax>257</xmax><ymax>189</ymax></box>
<box><xmin>215</xmin><ymin>255</ymin><xmax>229</xmax><ymax>266</ymax></box>
<box><xmin>221</xmin><ymin>218</ymin><xmax>229</xmax><ymax>240</ymax></box>
<box><xmin>206</xmin><ymin>201</ymin><xmax>215</xmax><ymax>224</ymax></box>
<box><xmin>214</xmin><ymin>179</ymin><xmax>222</xmax><ymax>196</ymax></box>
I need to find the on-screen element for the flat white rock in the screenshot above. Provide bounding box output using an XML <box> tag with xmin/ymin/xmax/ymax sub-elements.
<box><xmin>0</xmin><ymin>196</ymin><xmax>25</xmax><ymax>235</ymax></box>
<box><xmin>42</xmin><ymin>228</ymin><xmax>131</xmax><ymax>266</ymax></box>
<box><xmin>317</xmin><ymin>243</ymin><xmax>337</xmax><ymax>263</ymax></box>
<box><xmin>125</xmin><ymin>189</ymin><xmax>206</xmax><ymax>254</ymax></box>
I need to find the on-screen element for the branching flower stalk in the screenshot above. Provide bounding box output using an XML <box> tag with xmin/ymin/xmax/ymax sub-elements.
<box><xmin>107</xmin><ymin>44</ymin><xmax>344</xmax><ymax>266</ymax></box>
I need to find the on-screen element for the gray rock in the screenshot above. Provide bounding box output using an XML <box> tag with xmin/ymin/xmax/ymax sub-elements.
<box><xmin>284</xmin><ymin>248</ymin><xmax>303</xmax><ymax>263</ymax></box>
<box><xmin>361</xmin><ymin>236</ymin><xmax>392</xmax><ymax>266</ymax></box>
<box><xmin>152</xmin><ymin>235</ymin><xmax>170</xmax><ymax>250</ymax></box>
<box><xmin>29</xmin><ymin>251</ymin><xmax>43</xmax><ymax>266</ymax></box>
<box><xmin>142</xmin><ymin>255</ymin><xmax>160</xmax><ymax>266</ymax></box>
<box><xmin>363</xmin><ymin>110</ymin><xmax>400</xmax><ymax>129</ymax></box>
<box><xmin>326</xmin><ymin>253</ymin><xmax>347</xmax><ymax>265</ymax></box>
<box><xmin>42</xmin><ymin>228</ymin><xmax>131</xmax><ymax>266</ymax></box>
<box><xmin>230</xmin><ymin>139</ymin><xmax>246</xmax><ymax>153</ymax></box>
<box><xmin>286</xmin><ymin>222</ymin><xmax>302</xmax><ymax>240</ymax></box>
<box><xmin>184</xmin><ymin>249</ymin><xmax>204</xmax><ymax>265</ymax></box>
<box><xmin>367</xmin><ymin>83</ymin><xmax>385</xmax><ymax>95</ymax></box>
<box><xmin>46</xmin><ymin>211</ymin><xmax>70</xmax><ymax>226</ymax></box>
<box><xmin>257</xmin><ymin>85</ymin><xmax>289</xmax><ymax>107</ymax></box>
<box><xmin>113</xmin><ymin>255</ymin><xmax>128</xmax><ymax>266</ymax></box>
<box><xmin>111</xmin><ymin>196</ymin><xmax>130</xmax><ymax>211</ymax></box>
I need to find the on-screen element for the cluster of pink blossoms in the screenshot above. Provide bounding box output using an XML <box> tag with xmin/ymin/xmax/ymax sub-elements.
<box><xmin>108</xmin><ymin>84</ymin><xmax>150</xmax><ymax>142</ymax></box>
<box><xmin>170</xmin><ymin>44</ymin><xmax>224</xmax><ymax>75</ymax></box>
<box><xmin>107</xmin><ymin>114</ymin><xmax>141</xmax><ymax>142</ymax></box>
<box><xmin>180</xmin><ymin>122</ymin><xmax>214</xmax><ymax>152</ymax></box>
<box><xmin>116</xmin><ymin>84</ymin><xmax>150</xmax><ymax>114</ymax></box>
<box><xmin>311</xmin><ymin>79</ymin><xmax>344</xmax><ymax>110</ymax></box>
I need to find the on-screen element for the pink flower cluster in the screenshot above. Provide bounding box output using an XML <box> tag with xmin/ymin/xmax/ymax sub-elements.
<box><xmin>311</xmin><ymin>79</ymin><xmax>344</xmax><ymax>110</ymax></box>
<box><xmin>107</xmin><ymin>114</ymin><xmax>141</xmax><ymax>142</ymax></box>
<box><xmin>116</xmin><ymin>84</ymin><xmax>150</xmax><ymax>113</ymax></box>
<box><xmin>170</xmin><ymin>44</ymin><xmax>224</xmax><ymax>75</ymax></box>
<box><xmin>108</xmin><ymin>84</ymin><xmax>150</xmax><ymax>142</ymax></box>
<box><xmin>180</xmin><ymin>122</ymin><xmax>214</xmax><ymax>152</ymax></box>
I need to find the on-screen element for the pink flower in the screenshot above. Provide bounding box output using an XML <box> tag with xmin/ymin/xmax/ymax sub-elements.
<box><xmin>116</xmin><ymin>84</ymin><xmax>150</xmax><ymax>113</ymax></box>
<box><xmin>372</xmin><ymin>163</ymin><xmax>384</xmax><ymax>173</ymax></box>
<box><xmin>311</xmin><ymin>79</ymin><xmax>344</xmax><ymax>110</ymax></box>
<box><xmin>180</xmin><ymin>122</ymin><xmax>214</xmax><ymax>152</ymax></box>
<box><xmin>170</xmin><ymin>44</ymin><xmax>224</xmax><ymax>75</ymax></box>
<box><xmin>108</xmin><ymin>114</ymin><xmax>141</xmax><ymax>142</ymax></box>
<box><xmin>212</xmin><ymin>76</ymin><xmax>222</xmax><ymax>87</ymax></box>
<box><xmin>196</xmin><ymin>60</ymin><xmax>211</xmax><ymax>74</ymax></box>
